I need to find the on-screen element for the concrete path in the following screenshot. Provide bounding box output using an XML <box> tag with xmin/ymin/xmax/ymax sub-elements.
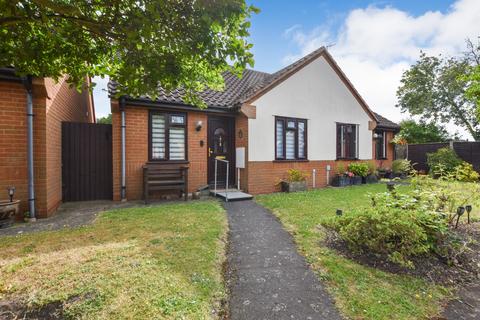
<box><xmin>224</xmin><ymin>200</ymin><xmax>342</xmax><ymax>320</ymax></box>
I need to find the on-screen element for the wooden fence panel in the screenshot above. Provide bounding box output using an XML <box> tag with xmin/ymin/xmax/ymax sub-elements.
<box><xmin>62</xmin><ymin>122</ymin><xmax>113</xmax><ymax>201</ymax></box>
<box><xmin>407</xmin><ymin>142</ymin><xmax>480</xmax><ymax>173</ymax></box>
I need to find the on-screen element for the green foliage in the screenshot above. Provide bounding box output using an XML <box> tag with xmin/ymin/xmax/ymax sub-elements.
<box><xmin>286</xmin><ymin>169</ymin><xmax>307</xmax><ymax>182</ymax></box>
<box><xmin>427</xmin><ymin>147</ymin><xmax>462</xmax><ymax>175</ymax></box>
<box><xmin>325</xmin><ymin>205</ymin><xmax>447</xmax><ymax>268</ymax></box>
<box><xmin>96</xmin><ymin>114</ymin><xmax>112</xmax><ymax>124</ymax></box>
<box><xmin>336</xmin><ymin>163</ymin><xmax>346</xmax><ymax>175</ymax></box>
<box><xmin>348</xmin><ymin>162</ymin><xmax>369</xmax><ymax>177</ymax></box>
<box><xmin>464</xmin><ymin>65</ymin><xmax>480</xmax><ymax>122</ymax></box>
<box><xmin>398</xmin><ymin>119</ymin><xmax>451</xmax><ymax>143</ymax></box>
<box><xmin>367</xmin><ymin>161</ymin><xmax>377</xmax><ymax>175</ymax></box>
<box><xmin>391</xmin><ymin>159</ymin><xmax>412</xmax><ymax>175</ymax></box>
<box><xmin>396</xmin><ymin>39</ymin><xmax>480</xmax><ymax>141</ymax></box>
<box><xmin>453</xmin><ymin>162</ymin><xmax>480</xmax><ymax>182</ymax></box>
<box><xmin>0</xmin><ymin>0</ymin><xmax>258</xmax><ymax>107</ymax></box>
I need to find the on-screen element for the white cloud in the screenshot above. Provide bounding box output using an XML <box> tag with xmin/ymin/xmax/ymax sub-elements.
<box><xmin>283</xmin><ymin>0</ymin><xmax>480</xmax><ymax>139</ymax></box>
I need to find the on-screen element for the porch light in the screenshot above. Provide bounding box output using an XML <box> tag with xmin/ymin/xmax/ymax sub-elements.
<box><xmin>195</xmin><ymin>120</ymin><xmax>203</xmax><ymax>132</ymax></box>
<box><xmin>373</xmin><ymin>133</ymin><xmax>380</xmax><ymax>139</ymax></box>
<box><xmin>7</xmin><ymin>186</ymin><xmax>15</xmax><ymax>202</ymax></box>
<box><xmin>465</xmin><ymin>205</ymin><xmax>472</xmax><ymax>224</ymax></box>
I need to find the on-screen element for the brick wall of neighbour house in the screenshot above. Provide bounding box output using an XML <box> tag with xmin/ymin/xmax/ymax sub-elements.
<box><xmin>111</xmin><ymin>102</ymin><xmax>209</xmax><ymax>201</ymax></box>
<box><xmin>44</xmin><ymin>77</ymin><xmax>93</xmax><ymax>217</ymax></box>
<box><xmin>0</xmin><ymin>77</ymin><xmax>93</xmax><ymax>219</ymax></box>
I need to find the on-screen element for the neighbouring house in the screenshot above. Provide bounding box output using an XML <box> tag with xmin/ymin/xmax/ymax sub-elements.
<box><xmin>0</xmin><ymin>69</ymin><xmax>95</xmax><ymax>218</ymax></box>
<box><xmin>108</xmin><ymin>47</ymin><xmax>399</xmax><ymax>200</ymax></box>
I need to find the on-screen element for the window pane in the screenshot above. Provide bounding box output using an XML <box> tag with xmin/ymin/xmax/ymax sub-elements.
<box><xmin>151</xmin><ymin>114</ymin><xmax>165</xmax><ymax>159</ymax></box>
<box><xmin>287</xmin><ymin>120</ymin><xmax>296</xmax><ymax>129</ymax></box>
<box><xmin>286</xmin><ymin>130</ymin><xmax>295</xmax><ymax>159</ymax></box>
<box><xmin>298</xmin><ymin>121</ymin><xmax>305</xmax><ymax>158</ymax></box>
<box><xmin>170</xmin><ymin>115</ymin><xmax>185</xmax><ymax>124</ymax></box>
<box><xmin>276</xmin><ymin>120</ymin><xmax>284</xmax><ymax>158</ymax></box>
<box><xmin>169</xmin><ymin>127</ymin><xmax>185</xmax><ymax>160</ymax></box>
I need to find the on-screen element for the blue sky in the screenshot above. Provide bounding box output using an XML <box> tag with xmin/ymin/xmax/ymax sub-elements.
<box><xmin>93</xmin><ymin>0</ymin><xmax>479</xmax><ymax>138</ymax></box>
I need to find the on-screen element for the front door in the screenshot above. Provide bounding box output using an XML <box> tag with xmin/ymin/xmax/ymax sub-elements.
<box><xmin>208</xmin><ymin>116</ymin><xmax>235</xmax><ymax>188</ymax></box>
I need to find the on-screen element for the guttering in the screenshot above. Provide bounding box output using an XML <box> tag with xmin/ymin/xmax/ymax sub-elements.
<box><xmin>120</xmin><ymin>96</ymin><xmax>127</xmax><ymax>201</ymax></box>
<box><xmin>124</xmin><ymin>97</ymin><xmax>233</xmax><ymax>114</ymax></box>
<box><xmin>22</xmin><ymin>75</ymin><xmax>36</xmax><ymax>220</ymax></box>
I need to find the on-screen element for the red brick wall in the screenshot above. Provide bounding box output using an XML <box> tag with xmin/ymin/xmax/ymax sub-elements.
<box><xmin>374</xmin><ymin>130</ymin><xmax>395</xmax><ymax>170</ymax></box>
<box><xmin>0</xmin><ymin>77</ymin><xmax>93</xmax><ymax>219</ymax></box>
<box><xmin>111</xmin><ymin>104</ymin><xmax>209</xmax><ymax>200</ymax></box>
<box><xmin>45</xmin><ymin>77</ymin><xmax>92</xmax><ymax>216</ymax></box>
<box><xmin>235</xmin><ymin>114</ymin><xmax>249</xmax><ymax>191</ymax></box>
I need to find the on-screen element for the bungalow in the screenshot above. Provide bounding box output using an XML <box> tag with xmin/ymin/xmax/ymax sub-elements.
<box><xmin>108</xmin><ymin>47</ymin><xmax>399</xmax><ymax>201</ymax></box>
<box><xmin>0</xmin><ymin>69</ymin><xmax>95</xmax><ymax>218</ymax></box>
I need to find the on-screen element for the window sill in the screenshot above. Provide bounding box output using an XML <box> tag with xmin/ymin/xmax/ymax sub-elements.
<box><xmin>273</xmin><ymin>159</ymin><xmax>309</xmax><ymax>163</ymax></box>
<box><xmin>376</xmin><ymin>157</ymin><xmax>388</xmax><ymax>160</ymax></box>
<box><xmin>336</xmin><ymin>158</ymin><xmax>359</xmax><ymax>161</ymax></box>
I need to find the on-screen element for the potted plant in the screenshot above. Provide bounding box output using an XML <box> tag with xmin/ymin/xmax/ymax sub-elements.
<box><xmin>392</xmin><ymin>159</ymin><xmax>412</xmax><ymax>179</ymax></box>
<box><xmin>348</xmin><ymin>162</ymin><xmax>369</xmax><ymax>185</ymax></box>
<box><xmin>280</xmin><ymin>169</ymin><xmax>308</xmax><ymax>192</ymax></box>
<box><xmin>0</xmin><ymin>200</ymin><xmax>20</xmax><ymax>228</ymax></box>
<box><xmin>366</xmin><ymin>161</ymin><xmax>378</xmax><ymax>183</ymax></box>
<box><xmin>332</xmin><ymin>164</ymin><xmax>353</xmax><ymax>187</ymax></box>
<box><xmin>377</xmin><ymin>167</ymin><xmax>393</xmax><ymax>179</ymax></box>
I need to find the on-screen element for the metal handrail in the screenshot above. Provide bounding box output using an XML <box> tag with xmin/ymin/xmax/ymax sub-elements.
<box><xmin>214</xmin><ymin>158</ymin><xmax>229</xmax><ymax>200</ymax></box>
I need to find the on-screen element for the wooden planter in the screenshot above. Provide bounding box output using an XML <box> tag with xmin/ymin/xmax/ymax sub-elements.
<box><xmin>281</xmin><ymin>181</ymin><xmax>307</xmax><ymax>193</ymax></box>
<box><xmin>0</xmin><ymin>200</ymin><xmax>20</xmax><ymax>228</ymax></box>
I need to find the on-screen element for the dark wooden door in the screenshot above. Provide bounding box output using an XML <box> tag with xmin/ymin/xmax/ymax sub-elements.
<box><xmin>207</xmin><ymin>116</ymin><xmax>235</xmax><ymax>187</ymax></box>
<box><xmin>62</xmin><ymin>122</ymin><xmax>113</xmax><ymax>201</ymax></box>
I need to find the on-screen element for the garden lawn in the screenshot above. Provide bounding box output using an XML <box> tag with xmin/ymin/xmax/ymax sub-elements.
<box><xmin>257</xmin><ymin>184</ymin><xmax>472</xmax><ymax>320</ymax></box>
<box><xmin>0</xmin><ymin>201</ymin><xmax>227</xmax><ymax>319</ymax></box>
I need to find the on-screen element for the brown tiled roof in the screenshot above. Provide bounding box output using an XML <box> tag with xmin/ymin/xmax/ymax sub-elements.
<box><xmin>108</xmin><ymin>47</ymin><xmax>381</xmax><ymax>123</ymax></box>
<box><xmin>373</xmin><ymin>112</ymin><xmax>400</xmax><ymax>130</ymax></box>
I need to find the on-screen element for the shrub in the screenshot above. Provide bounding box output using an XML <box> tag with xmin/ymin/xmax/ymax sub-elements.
<box><xmin>348</xmin><ymin>162</ymin><xmax>369</xmax><ymax>177</ymax></box>
<box><xmin>427</xmin><ymin>147</ymin><xmax>462</xmax><ymax>176</ymax></box>
<box><xmin>324</xmin><ymin>205</ymin><xmax>447</xmax><ymax>268</ymax></box>
<box><xmin>336</xmin><ymin>163</ymin><xmax>346</xmax><ymax>175</ymax></box>
<box><xmin>367</xmin><ymin>161</ymin><xmax>377</xmax><ymax>175</ymax></box>
<box><xmin>286</xmin><ymin>169</ymin><xmax>307</xmax><ymax>182</ymax></box>
<box><xmin>392</xmin><ymin>159</ymin><xmax>412</xmax><ymax>175</ymax></box>
<box><xmin>453</xmin><ymin>162</ymin><xmax>480</xmax><ymax>182</ymax></box>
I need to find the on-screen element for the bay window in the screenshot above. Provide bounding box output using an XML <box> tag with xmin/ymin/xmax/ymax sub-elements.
<box><xmin>336</xmin><ymin>123</ymin><xmax>359</xmax><ymax>159</ymax></box>
<box><xmin>275</xmin><ymin>117</ymin><xmax>307</xmax><ymax>160</ymax></box>
<box><xmin>150</xmin><ymin>112</ymin><xmax>186</xmax><ymax>161</ymax></box>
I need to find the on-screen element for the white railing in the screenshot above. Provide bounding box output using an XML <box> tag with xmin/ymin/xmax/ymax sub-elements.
<box><xmin>214</xmin><ymin>158</ymin><xmax>229</xmax><ymax>200</ymax></box>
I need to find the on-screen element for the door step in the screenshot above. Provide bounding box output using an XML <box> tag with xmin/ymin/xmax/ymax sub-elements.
<box><xmin>210</xmin><ymin>189</ymin><xmax>253</xmax><ymax>201</ymax></box>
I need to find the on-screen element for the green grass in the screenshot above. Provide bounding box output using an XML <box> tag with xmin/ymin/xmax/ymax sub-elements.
<box><xmin>0</xmin><ymin>201</ymin><xmax>227</xmax><ymax>319</ymax></box>
<box><xmin>257</xmin><ymin>184</ymin><xmax>455</xmax><ymax>320</ymax></box>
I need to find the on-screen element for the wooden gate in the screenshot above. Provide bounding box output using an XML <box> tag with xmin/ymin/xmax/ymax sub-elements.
<box><xmin>62</xmin><ymin>122</ymin><xmax>113</xmax><ymax>201</ymax></box>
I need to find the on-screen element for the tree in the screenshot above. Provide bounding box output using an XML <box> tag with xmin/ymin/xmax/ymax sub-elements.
<box><xmin>0</xmin><ymin>0</ymin><xmax>258</xmax><ymax>107</ymax></box>
<box><xmin>398</xmin><ymin>119</ymin><xmax>451</xmax><ymax>144</ymax></box>
<box><xmin>97</xmin><ymin>114</ymin><xmax>112</xmax><ymax>124</ymax></box>
<box><xmin>464</xmin><ymin>66</ymin><xmax>480</xmax><ymax>122</ymax></box>
<box><xmin>396</xmin><ymin>38</ymin><xmax>480</xmax><ymax>141</ymax></box>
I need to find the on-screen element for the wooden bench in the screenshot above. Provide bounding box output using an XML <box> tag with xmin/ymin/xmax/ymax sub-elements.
<box><xmin>143</xmin><ymin>163</ymin><xmax>189</xmax><ymax>204</ymax></box>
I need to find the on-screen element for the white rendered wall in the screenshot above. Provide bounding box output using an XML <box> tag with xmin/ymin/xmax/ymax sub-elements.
<box><xmin>248</xmin><ymin>55</ymin><xmax>373</xmax><ymax>161</ymax></box>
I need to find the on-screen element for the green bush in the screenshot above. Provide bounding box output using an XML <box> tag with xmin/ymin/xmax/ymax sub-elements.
<box><xmin>367</xmin><ymin>161</ymin><xmax>377</xmax><ymax>175</ymax></box>
<box><xmin>324</xmin><ymin>205</ymin><xmax>447</xmax><ymax>268</ymax></box>
<box><xmin>426</xmin><ymin>147</ymin><xmax>462</xmax><ymax>176</ymax></box>
<box><xmin>348</xmin><ymin>162</ymin><xmax>369</xmax><ymax>177</ymax></box>
<box><xmin>286</xmin><ymin>169</ymin><xmax>307</xmax><ymax>182</ymax></box>
<box><xmin>453</xmin><ymin>162</ymin><xmax>479</xmax><ymax>182</ymax></box>
<box><xmin>391</xmin><ymin>159</ymin><xmax>412</xmax><ymax>175</ymax></box>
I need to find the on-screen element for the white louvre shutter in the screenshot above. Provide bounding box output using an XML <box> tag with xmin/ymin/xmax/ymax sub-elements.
<box><xmin>169</xmin><ymin>127</ymin><xmax>185</xmax><ymax>160</ymax></box>
<box><xmin>286</xmin><ymin>130</ymin><xmax>295</xmax><ymax>160</ymax></box>
<box><xmin>298</xmin><ymin>121</ymin><xmax>305</xmax><ymax>158</ymax></box>
<box><xmin>151</xmin><ymin>114</ymin><xmax>165</xmax><ymax>159</ymax></box>
<box><xmin>276</xmin><ymin>120</ymin><xmax>284</xmax><ymax>158</ymax></box>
